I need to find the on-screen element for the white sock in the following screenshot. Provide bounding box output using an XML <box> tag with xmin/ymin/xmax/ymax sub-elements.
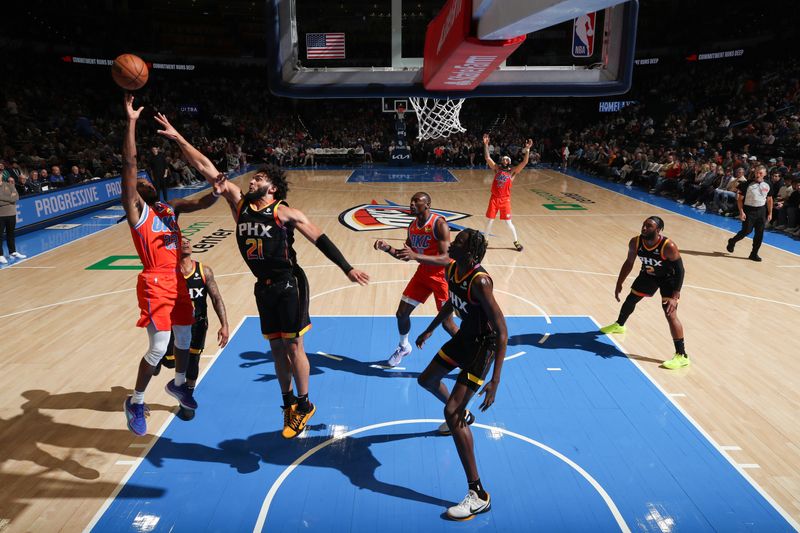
<box><xmin>174</xmin><ymin>372</ymin><xmax>186</xmax><ymax>386</ymax></box>
<box><xmin>485</xmin><ymin>218</ymin><xmax>495</xmax><ymax>236</ymax></box>
<box><xmin>506</xmin><ymin>219</ymin><xmax>519</xmax><ymax>242</ymax></box>
<box><xmin>132</xmin><ymin>390</ymin><xmax>145</xmax><ymax>404</ymax></box>
<box><xmin>399</xmin><ymin>334</ymin><xmax>409</xmax><ymax>347</ymax></box>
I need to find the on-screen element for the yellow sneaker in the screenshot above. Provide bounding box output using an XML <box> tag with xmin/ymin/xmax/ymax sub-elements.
<box><xmin>282</xmin><ymin>403</ymin><xmax>316</xmax><ymax>439</ymax></box>
<box><xmin>599</xmin><ymin>322</ymin><xmax>626</xmax><ymax>334</ymax></box>
<box><xmin>662</xmin><ymin>353</ymin><xmax>690</xmax><ymax>369</ymax></box>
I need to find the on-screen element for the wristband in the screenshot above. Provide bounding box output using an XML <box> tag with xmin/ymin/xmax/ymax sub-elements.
<box><xmin>211</xmin><ymin>189</ymin><xmax>221</xmax><ymax>198</ymax></box>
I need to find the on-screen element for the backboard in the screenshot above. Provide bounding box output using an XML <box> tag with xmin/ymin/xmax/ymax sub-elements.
<box><xmin>266</xmin><ymin>0</ymin><xmax>638</xmax><ymax>99</ymax></box>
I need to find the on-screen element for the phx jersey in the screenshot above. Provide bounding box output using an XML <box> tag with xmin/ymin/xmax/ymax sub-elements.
<box><xmin>446</xmin><ymin>262</ymin><xmax>492</xmax><ymax>337</ymax></box>
<box><xmin>235</xmin><ymin>199</ymin><xmax>297</xmax><ymax>281</ymax></box>
<box><xmin>131</xmin><ymin>201</ymin><xmax>193</xmax><ymax>329</ymax></box>
<box><xmin>436</xmin><ymin>261</ymin><xmax>496</xmax><ymax>391</ymax></box>
<box><xmin>408</xmin><ymin>213</ymin><xmax>446</xmax><ymax>277</ymax></box>
<box><xmin>491</xmin><ymin>169</ymin><xmax>513</xmax><ymax>199</ymax></box>
<box><xmin>185</xmin><ymin>261</ymin><xmax>209</xmax><ymax>322</ymax></box>
<box><xmin>636</xmin><ymin>235</ymin><xmax>675</xmax><ymax>278</ymax></box>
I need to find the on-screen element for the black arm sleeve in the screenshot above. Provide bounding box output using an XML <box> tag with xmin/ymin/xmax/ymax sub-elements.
<box><xmin>315</xmin><ymin>233</ymin><xmax>353</xmax><ymax>274</ymax></box>
<box><xmin>670</xmin><ymin>257</ymin><xmax>685</xmax><ymax>292</ymax></box>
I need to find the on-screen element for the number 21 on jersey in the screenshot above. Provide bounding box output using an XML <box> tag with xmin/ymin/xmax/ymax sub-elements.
<box><xmin>246</xmin><ymin>238</ymin><xmax>264</xmax><ymax>260</ymax></box>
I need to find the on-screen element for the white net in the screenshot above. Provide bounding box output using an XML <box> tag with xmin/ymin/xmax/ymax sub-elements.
<box><xmin>409</xmin><ymin>97</ymin><xmax>466</xmax><ymax>141</ymax></box>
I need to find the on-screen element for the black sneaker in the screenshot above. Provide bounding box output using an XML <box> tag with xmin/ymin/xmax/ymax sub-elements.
<box><xmin>513</xmin><ymin>241</ymin><xmax>524</xmax><ymax>252</ymax></box>
<box><xmin>726</xmin><ymin>239</ymin><xmax>735</xmax><ymax>253</ymax></box>
<box><xmin>748</xmin><ymin>254</ymin><xmax>762</xmax><ymax>262</ymax></box>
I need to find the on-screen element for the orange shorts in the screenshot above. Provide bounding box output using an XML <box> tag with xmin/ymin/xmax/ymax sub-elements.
<box><xmin>402</xmin><ymin>268</ymin><xmax>448</xmax><ymax>310</ymax></box>
<box><xmin>136</xmin><ymin>272</ymin><xmax>194</xmax><ymax>331</ymax></box>
<box><xmin>486</xmin><ymin>196</ymin><xmax>512</xmax><ymax>220</ymax></box>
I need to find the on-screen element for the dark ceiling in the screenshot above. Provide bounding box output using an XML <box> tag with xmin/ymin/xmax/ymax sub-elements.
<box><xmin>3</xmin><ymin>1</ymin><xmax>785</xmax><ymax>61</ymax></box>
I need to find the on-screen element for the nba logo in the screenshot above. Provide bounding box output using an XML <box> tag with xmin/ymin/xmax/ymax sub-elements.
<box><xmin>572</xmin><ymin>12</ymin><xmax>596</xmax><ymax>58</ymax></box>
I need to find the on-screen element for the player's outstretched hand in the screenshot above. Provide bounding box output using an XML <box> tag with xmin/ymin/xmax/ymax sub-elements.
<box><xmin>374</xmin><ymin>239</ymin><xmax>391</xmax><ymax>252</ymax></box>
<box><xmin>478</xmin><ymin>380</ymin><xmax>498</xmax><ymax>411</ymax></box>
<box><xmin>124</xmin><ymin>94</ymin><xmax>143</xmax><ymax>121</ymax></box>
<box><xmin>415</xmin><ymin>330</ymin><xmax>432</xmax><ymax>349</ymax></box>
<box><xmin>154</xmin><ymin>112</ymin><xmax>180</xmax><ymax>140</ymax></box>
<box><xmin>524</xmin><ymin>138</ymin><xmax>533</xmax><ymax>149</ymax></box>
<box><xmin>218</xmin><ymin>325</ymin><xmax>230</xmax><ymax>348</ymax></box>
<box><xmin>347</xmin><ymin>268</ymin><xmax>370</xmax><ymax>286</ymax></box>
<box><xmin>212</xmin><ymin>173</ymin><xmax>228</xmax><ymax>196</ymax></box>
<box><xmin>483</xmin><ymin>133</ymin><xmax>490</xmax><ymax>145</ymax></box>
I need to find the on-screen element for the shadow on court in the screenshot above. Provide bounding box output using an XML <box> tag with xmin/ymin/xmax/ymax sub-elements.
<box><xmin>509</xmin><ymin>331</ymin><xmax>663</xmax><ymax>364</ymax></box>
<box><xmin>0</xmin><ymin>472</ymin><xmax>164</xmax><ymax>528</ymax></box>
<box><xmin>218</xmin><ymin>425</ymin><xmax>455</xmax><ymax>509</ymax></box>
<box><xmin>239</xmin><ymin>350</ymin><xmax>453</xmax><ymax>382</ymax></box>
<box><xmin>21</xmin><ymin>387</ymin><xmax>174</xmax><ymax>413</ymax></box>
<box><xmin>680</xmin><ymin>249</ymin><xmax>752</xmax><ymax>260</ymax></box>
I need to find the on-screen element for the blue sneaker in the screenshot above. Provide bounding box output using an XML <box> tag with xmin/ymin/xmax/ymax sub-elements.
<box><xmin>124</xmin><ymin>396</ymin><xmax>149</xmax><ymax>436</ymax></box>
<box><xmin>165</xmin><ymin>380</ymin><xmax>198</xmax><ymax>410</ymax></box>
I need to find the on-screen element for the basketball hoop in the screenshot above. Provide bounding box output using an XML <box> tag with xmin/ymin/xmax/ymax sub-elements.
<box><xmin>409</xmin><ymin>97</ymin><xmax>466</xmax><ymax>141</ymax></box>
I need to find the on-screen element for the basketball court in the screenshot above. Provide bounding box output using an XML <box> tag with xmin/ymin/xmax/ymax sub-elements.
<box><xmin>2</xmin><ymin>0</ymin><xmax>799</xmax><ymax>531</ymax></box>
<box><xmin>2</xmin><ymin>166</ymin><xmax>799</xmax><ymax>531</ymax></box>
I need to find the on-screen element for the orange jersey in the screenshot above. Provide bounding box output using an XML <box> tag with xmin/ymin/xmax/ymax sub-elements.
<box><xmin>490</xmin><ymin>169</ymin><xmax>513</xmax><ymax>198</ymax></box>
<box><xmin>130</xmin><ymin>201</ymin><xmax>182</xmax><ymax>272</ymax></box>
<box><xmin>408</xmin><ymin>213</ymin><xmax>446</xmax><ymax>277</ymax></box>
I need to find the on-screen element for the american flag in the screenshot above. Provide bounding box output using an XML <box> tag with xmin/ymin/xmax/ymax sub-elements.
<box><xmin>306</xmin><ymin>33</ymin><xmax>345</xmax><ymax>59</ymax></box>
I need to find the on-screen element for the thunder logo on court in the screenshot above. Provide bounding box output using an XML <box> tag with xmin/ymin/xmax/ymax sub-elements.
<box><xmin>338</xmin><ymin>200</ymin><xmax>471</xmax><ymax>232</ymax></box>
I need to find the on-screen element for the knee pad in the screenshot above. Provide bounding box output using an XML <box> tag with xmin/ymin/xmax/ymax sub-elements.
<box><xmin>172</xmin><ymin>325</ymin><xmax>192</xmax><ymax>350</ymax></box>
<box><xmin>143</xmin><ymin>324</ymin><xmax>172</xmax><ymax>366</ymax></box>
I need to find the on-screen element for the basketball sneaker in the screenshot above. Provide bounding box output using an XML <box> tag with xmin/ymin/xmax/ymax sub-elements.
<box><xmin>10</xmin><ymin>252</ymin><xmax>26</xmax><ymax>259</ymax></box>
<box><xmin>726</xmin><ymin>239</ymin><xmax>735</xmax><ymax>253</ymax></box>
<box><xmin>662</xmin><ymin>353</ymin><xmax>690</xmax><ymax>369</ymax></box>
<box><xmin>446</xmin><ymin>490</ymin><xmax>491</xmax><ymax>521</ymax></box>
<box><xmin>282</xmin><ymin>403</ymin><xmax>316</xmax><ymax>439</ymax></box>
<box><xmin>0</xmin><ymin>256</ymin><xmax>7</xmax><ymax>264</ymax></box>
<box><xmin>124</xmin><ymin>396</ymin><xmax>149</xmax><ymax>436</ymax></box>
<box><xmin>513</xmin><ymin>241</ymin><xmax>524</xmax><ymax>252</ymax></box>
<box><xmin>165</xmin><ymin>380</ymin><xmax>198</xmax><ymax>410</ymax></box>
<box><xmin>438</xmin><ymin>410</ymin><xmax>475</xmax><ymax>435</ymax></box>
<box><xmin>599</xmin><ymin>322</ymin><xmax>626</xmax><ymax>334</ymax></box>
<box><xmin>387</xmin><ymin>344</ymin><xmax>412</xmax><ymax>367</ymax></box>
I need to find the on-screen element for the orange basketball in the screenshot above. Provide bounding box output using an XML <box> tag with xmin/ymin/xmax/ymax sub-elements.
<box><xmin>112</xmin><ymin>53</ymin><xmax>149</xmax><ymax>91</ymax></box>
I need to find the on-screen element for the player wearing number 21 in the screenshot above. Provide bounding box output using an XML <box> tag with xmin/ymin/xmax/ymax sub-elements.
<box><xmin>154</xmin><ymin>112</ymin><xmax>369</xmax><ymax>439</ymax></box>
<box><xmin>120</xmin><ymin>94</ymin><xmax>226</xmax><ymax>436</ymax></box>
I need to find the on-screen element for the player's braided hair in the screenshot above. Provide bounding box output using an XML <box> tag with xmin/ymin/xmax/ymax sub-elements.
<box><xmin>463</xmin><ymin>228</ymin><xmax>488</xmax><ymax>264</ymax></box>
<box><xmin>256</xmin><ymin>164</ymin><xmax>289</xmax><ymax>200</ymax></box>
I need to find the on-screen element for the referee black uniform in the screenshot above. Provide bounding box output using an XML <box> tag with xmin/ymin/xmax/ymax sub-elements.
<box><xmin>727</xmin><ymin>167</ymin><xmax>772</xmax><ymax>261</ymax></box>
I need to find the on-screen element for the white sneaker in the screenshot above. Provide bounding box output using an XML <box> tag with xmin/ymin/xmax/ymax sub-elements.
<box><xmin>11</xmin><ymin>252</ymin><xmax>26</xmax><ymax>259</ymax></box>
<box><xmin>447</xmin><ymin>490</ymin><xmax>491</xmax><ymax>520</ymax></box>
<box><xmin>0</xmin><ymin>256</ymin><xmax>7</xmax><ymax>264</ymax></box>
<box><xmin>438</xmin><ymin>410</ymin><xmax>475</xmax><ymax>435</ymax></box>
<box><xmin>387</xmin><ymin>344</ymin><xmax>412</xmax><ymax>367</ymax></box>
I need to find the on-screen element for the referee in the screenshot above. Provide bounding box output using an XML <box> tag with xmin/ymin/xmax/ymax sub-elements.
<box><xmin>727</xmin><ymin>165</ymin><xmax>772</xmax><ymax>262</ymax></box>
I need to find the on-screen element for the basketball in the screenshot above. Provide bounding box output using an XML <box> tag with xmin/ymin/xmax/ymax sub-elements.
<box><xmin>111</xmin><ymin>53</ymin><xmax>149</xmax><ymax>90</ymax></box>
